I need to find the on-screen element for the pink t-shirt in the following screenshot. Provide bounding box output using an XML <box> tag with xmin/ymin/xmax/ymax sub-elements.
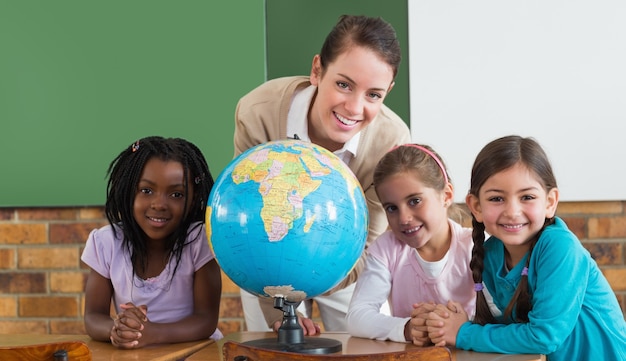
<box><xmin>81</xmin><ymin>223</ymin><xmax>214</xmax><ymax>324</ymax></box>
<box><xmin>347</xmin><ymin>220</ymin><xmax>476</xmax><ymax>342</ymax></box>
<box><xmin>370</xmin><ymin>220</ymin><xmax>476</xmax><ymax>317</ymax></box>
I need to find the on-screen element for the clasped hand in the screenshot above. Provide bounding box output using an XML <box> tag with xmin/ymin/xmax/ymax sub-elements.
<box><xmin>110</xmin><ymin>302</ymin><xmax>149</xmax><ymax>349</ymax></box>
<box><xmin>406</xmin><ymin>300</ymin><xmax>468</xmax><ymax>347</ymax></box>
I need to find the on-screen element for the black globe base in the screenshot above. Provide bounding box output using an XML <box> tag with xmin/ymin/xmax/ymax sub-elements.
<box><xmin>242</xmin><ymin>336</ymin><xmax>342</xmax><ymax>354</ymax></box>
<box><xmin>240</xmin><ymin>296</ymin><xmax>342</xmax><ymax>354</ymax></box>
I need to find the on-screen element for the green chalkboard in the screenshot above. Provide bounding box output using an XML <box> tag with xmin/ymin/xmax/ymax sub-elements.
<box><xmin>0</xmin><ymin>1</ymin><xmax>265</xmax><ymax>206</ymax></box>
<box><xmin>266</xmin><ymin>0</ymin><xmax>410</xmax><ymax>124</ymax></box>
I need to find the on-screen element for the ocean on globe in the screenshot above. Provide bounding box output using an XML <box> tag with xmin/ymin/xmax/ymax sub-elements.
<box><xmin>206</xmin><ymin>139</ymin><xmax>368</xmax><ymax>302</ymax></box>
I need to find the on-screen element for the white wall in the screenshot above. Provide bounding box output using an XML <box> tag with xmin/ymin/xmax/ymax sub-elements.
<box><xmin>408</xmin><ymin>1</ymin><xmax>626</xmax><ymax>202</ymax></box>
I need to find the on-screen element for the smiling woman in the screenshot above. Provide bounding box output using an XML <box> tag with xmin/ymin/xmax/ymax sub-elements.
<box><xmin>233</xmin><ymin>14</ymin><xmax>411</xmax><ymax>336</ymax></box>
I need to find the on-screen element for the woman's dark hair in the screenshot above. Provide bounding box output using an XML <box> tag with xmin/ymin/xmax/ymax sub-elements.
<box><xmin>319</xmin><ymin>15</ymin><xmax>401</xmax><ymax>78</ymax></box>
<box><xmin>468</xmin><ymin>135</ymin><xmax>557</xmax><ymax>325</ymax></box>
<box><xmin>105</xmin><ymin>136</ymin><xmax>214</xmax><ymax>280</ymax></box>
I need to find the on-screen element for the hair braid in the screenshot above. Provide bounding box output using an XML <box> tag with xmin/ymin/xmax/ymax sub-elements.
<box><xmin>470</xmin><ymin>218</ymin><xmax>498</xmax><ymax>325</ymax></box>
<box><xmin>503</xmin><ymin>217</ymin><xmax>555</xmax><ymax>322</ymax></box>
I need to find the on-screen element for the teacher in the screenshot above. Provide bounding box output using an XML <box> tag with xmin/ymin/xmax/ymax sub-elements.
<box><xmin>233</xmin><ymin>14</ymin><xmax>411</xmax><ymax>335</ymax></box>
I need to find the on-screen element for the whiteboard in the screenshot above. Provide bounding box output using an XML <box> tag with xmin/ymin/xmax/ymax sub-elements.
<box><xmin>408</xmin><ymin>1</ymin><xmax>626</xmax><ymax>202</ymax></box>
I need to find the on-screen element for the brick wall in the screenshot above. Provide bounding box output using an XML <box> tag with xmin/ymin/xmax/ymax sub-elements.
<box><xmin>1</xmin><ymin>202</ymin><xmax>624</xmax><ymax>335</ymax></box>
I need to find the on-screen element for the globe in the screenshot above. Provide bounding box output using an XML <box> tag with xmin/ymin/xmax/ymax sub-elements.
<box><xmin>206</xmin><ymin>139</ymin><xmax>368</xmax><ymax>303</ymax></box>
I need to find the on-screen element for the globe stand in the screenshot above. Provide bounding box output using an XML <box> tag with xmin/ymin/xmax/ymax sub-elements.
<box><xmin>241</xmin><ymin>296</ymin><xmax>342</xmax><ymax>354</ymax></box>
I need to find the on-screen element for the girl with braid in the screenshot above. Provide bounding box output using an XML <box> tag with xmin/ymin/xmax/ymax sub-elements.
<box><xmin>346</xmin><ymin>144</ymin><xmax>475</xmax><ymax>344</ymax></box>
<box><xmin>82</xmin><ymin>136</ymin><xmax>223</xmax><ymax>349</ymax></box>
<box><xmin>426</xmin><ymin>135</ymin><xmax>626</xmax><ymax>360</ymax></box>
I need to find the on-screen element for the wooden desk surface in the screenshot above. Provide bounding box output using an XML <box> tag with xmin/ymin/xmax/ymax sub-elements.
<box><xmin>0</xmin><ymin>334</ymin><xmax>214</xmax><ymax>361</ymax></box>
<box><xmin>188</xmin><ymin>332</ymin><xmax>545</xmax><ymax>361</ymax></box>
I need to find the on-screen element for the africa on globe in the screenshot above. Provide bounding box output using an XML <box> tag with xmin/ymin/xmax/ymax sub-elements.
<box><xmin>206</xmin><ymin>139</ymin><xmax>368</xmax><ymax>303</ymax></box>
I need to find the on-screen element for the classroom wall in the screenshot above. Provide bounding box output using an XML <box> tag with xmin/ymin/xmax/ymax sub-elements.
<box><xmin>0</xmin><ymin>202</ymin><xmax>624</xmax><ymax>334</ymax></box>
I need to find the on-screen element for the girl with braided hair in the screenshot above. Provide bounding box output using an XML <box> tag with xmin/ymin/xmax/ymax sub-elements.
<box><xmin>82</xmin><ymin>136</ymin><xmax>222</xmax><ymax>349</ymax></box>
<box><xmin>426</xmin><ymin>135</ymin><xmax>626</xmax><ymax>361</ymax></box>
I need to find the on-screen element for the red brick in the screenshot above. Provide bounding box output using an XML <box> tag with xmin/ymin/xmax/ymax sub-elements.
<box><xmin>50</xmin><ymin>320</ymin><xmax>86</xmax><ymax>334</ymax></box>
<box><xmin>0</xmin><ymin>321</ymin><xmax>47</xmax><ymax>334</ymax></box>
<box><xmin>78</xmin><ymin>207</ymin><xmax>106</xmax><ymax>220</ymax></box>
<box><xmin>603</xmin><ymin>269</ymin><xmax>626</xmax><ymax>291</ymax></box>
<box><xmin>219</xmin><ymin>296</ymin><xmax>243</xmax><ymax>318</ymax></box>
<box><xmin>50</xmin><ymin>271</ymin><xmax>88</xmax><ymax>293</ymax></box>
<box><xmin>583</xmin><ymin>242</ymin><xmax>622</xmax><ymax>266</ymax></box>
<box><xmin>218</xmin><ymin>320</ymin><xmax>243</xmax><ymax>335</ymax></box>
<box><xmin>0</xmin><ymin>224</ymin><xmax>46</xmax><ymax>245</ymax></box>
<box><xmin>0</xmin><ymin>273</ymin><xmax>46</xmax><ymax>293</ymax></box>
<box><xmin>559</xmin><ymin>216</ymin><xmax>586</xmax><ymax>239</ymax></box>
<box><xmin>19</xmin><ymin>296</ymin><xmax>79</xmax><ymax>317</ymax></box>
<box><xmin>18</xmin><ymin>208</ymin><xmax>77</xmax><ymax>221</ymax></box>
<box><xmin>0</xmin><ymin>208</ymin><xmax>15</xmax><ymax>220</ymax></box>
<box><xmin>0</xmin><ymin>296</ymin><xmax>17</xmax><ymax>317</ymax></box>
<box><xmin>18</xmin><ymin>248</ymin><xmax>79</xmax><ymax>269</ymax></box>
<box><xmin>0</xmin><ymin>249</ymin><xmax>16</xmax><ymax>269</ymax></box>
<box><xmin>49</xmin><ymin>222</ymin><xmax>105</xmax><ymax>244</ymax></box>
<box><xmin>557</xmin><ymin>201</ymin><xmax>623</xmax><ymax>215</ymax></box>
<box><xmin>589</xmin><ymin>216</ymin><xmax>626</xmax><ymax>238</ymax></box>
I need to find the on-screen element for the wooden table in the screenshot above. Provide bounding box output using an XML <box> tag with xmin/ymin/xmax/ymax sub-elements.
<box><xmin>0</xmin><ymin>334</ymin><xmax>214</xmax><ymax>361</ymax></box>
<box><xmin>188</xmin><ymin>332</ymin><xmax>545</xmax><ymax>361</ymax></box>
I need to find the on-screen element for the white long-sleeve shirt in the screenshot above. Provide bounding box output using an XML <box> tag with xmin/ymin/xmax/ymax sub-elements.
<box><xmin>346</xmin><ymin>220</ymin><xmax>475</xmax><ymax>342</ymax></box>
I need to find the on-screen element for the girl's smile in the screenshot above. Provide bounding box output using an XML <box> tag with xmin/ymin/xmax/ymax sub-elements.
<box><xmin>376</xmin><ymin>171</ymin><xmax>452</xmax><ymax>259</ymax></box>
<box><xmin>145</xmin><ymin>216</ymin><xmax>171</xmax><ymax>227</ymax></box>
<box><xmin>467</xmin><ymin>163</ymin><xmax>558</xmax><ymax>266</ymax></box>
<box><xmin>133</xmin><ymin>158</ymin><xmax>192</xmax><ymax>243</ymax></box>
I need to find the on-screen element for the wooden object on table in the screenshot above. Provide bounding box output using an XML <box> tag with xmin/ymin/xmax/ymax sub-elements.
<box><xmin>223</xmin><ymin>340</ymin><xmax>451</xmax><ymax>361</ymax></box>
<box><xmin>0</xmin><ymin>340</ymin><xmax>91</xmax><ymax>361</ymax></box>
<box><xmin>188</xmin><ymin>332</ymin><xmax>545</xmax><ymax>361</ymax></box>
<box><xmin>85</xmin><ymin>338</ymin><xmax>214</xmax><ymax>361</ymax></box>
<box><xmin>0</xmin><ymin>334</ymin><xmax>214</xmax><ymax>361</ymax></box>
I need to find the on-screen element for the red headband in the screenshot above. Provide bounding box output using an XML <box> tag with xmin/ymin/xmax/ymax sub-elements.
<box><xmin>390</xmin><ymin>144</ymin><xmax>449</xmax><ymax>184</ymax></box>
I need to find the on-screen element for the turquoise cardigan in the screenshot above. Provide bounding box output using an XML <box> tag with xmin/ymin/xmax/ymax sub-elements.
<box><xmin>457</xmin><ymin>217</ymin><xmax>626</xmax><ymax>360</ymax></box>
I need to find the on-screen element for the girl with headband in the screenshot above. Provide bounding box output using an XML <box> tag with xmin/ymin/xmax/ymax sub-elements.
<box><xmin>346</xmin><ymin>144</ymin><xmax>475</xmax><ymax>344</ymax></box>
